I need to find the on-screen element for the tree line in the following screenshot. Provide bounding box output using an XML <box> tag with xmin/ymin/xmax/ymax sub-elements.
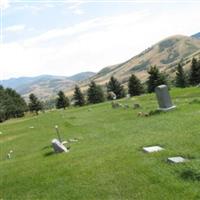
<box><xmin>0</xmin><ymin>86</ymin><xmax>27</xmax><ymax>122</ymax></box>
<box><xmin>1</xmin><ymin>57</ymin><xmax>200</xmax><ymax>121</ymax></box>
<box><xmin>54</xmin><ymin>57</ymin><xmax>200</xmax><ymax>109</ymax></box>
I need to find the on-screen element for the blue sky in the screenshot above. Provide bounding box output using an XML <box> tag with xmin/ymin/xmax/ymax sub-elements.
<box><xmin>0</xmin><ymin>0</ymin><xmax>200</xmax><ymax>79</ymax></box>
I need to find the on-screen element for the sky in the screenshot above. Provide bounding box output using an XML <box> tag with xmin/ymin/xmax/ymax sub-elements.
<box><xmin>0</xmin><ymin>0</ymin><xmax>200</xmax><ymax>79</ymax></box>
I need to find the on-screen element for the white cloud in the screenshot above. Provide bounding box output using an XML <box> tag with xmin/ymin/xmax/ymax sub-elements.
<box><xmin>24</xmin><ymin>18</ymin><xmax>98</xmax><ymax>45</ymax></box>
<box><xmin>25</xmin><ymin>11</ymin><xmax>148</xmax><ymax>45</ymax></box>
<box><xmin>0</xmin><ymin>0</ymin><xmax>9</xmax><ymax>9</ymax></box>
<box><xmin>1</xmin><ymin>5</ymin><xmax>200</xmax><ymax>79</ymax></box>
<box><xmin>6</xmin><ymin>24</ymin><xmax>25</xmax><ymax>33</ymax></box>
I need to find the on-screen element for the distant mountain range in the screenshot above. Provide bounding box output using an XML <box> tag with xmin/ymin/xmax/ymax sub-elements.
<box><xmin>191</xmin><ymin>32</ymin><xmax>200</xmax><ymax>39</ymax></box>
<box><xmin>2</xmin><ymin>33</ymin><xmax>200</xmax><ymax>99</ymax></box>
<box><xmin>1</xmin><ymin>72</ymin><xmax>95</xmax><ymax>100</ymax></box>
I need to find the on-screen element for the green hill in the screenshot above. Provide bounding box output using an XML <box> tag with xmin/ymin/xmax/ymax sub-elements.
<box><xmin>1</xmin><ymin>87</ymin><xmax>200</xmax><ymax>199</ymax></box>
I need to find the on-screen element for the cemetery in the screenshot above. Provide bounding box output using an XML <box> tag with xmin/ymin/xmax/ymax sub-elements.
<box><xmin>0</xmin><ymin>86</ymin><xmax>200</xmax><ymax>199</ymax></box>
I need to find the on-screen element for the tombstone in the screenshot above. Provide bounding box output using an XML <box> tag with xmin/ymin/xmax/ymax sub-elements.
<box><xmin>167</xmin><ymin>156</ymin><xmax>186</xmax><ymax>163</ymax></box>
<box><xmin>108</xmin><ymin>92</ymin><xmax>117</xmax><ymax>100</ymax></box>
<box><xmin>143</xmin><ymin>146</ymin><xmax>164</xmax><ymax>153</ymax></box>
<box><xmin>155</xmin><ymin>85</ymin><xmax>176</xmax><ymax>111</ymax></box>
<box><xmin>52</xmin><ymin>139</ymin><xmax>68</xmax><ymax>153</ymax></box>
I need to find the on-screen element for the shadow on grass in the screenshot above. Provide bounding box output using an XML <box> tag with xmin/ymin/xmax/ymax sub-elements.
<box><xmin>180</xmin><ymin>168</ymin><xmax>200</xmax><ymax>182</ymax></box>
<box><xmin>189</xmin><ymin>99</ymin><xmax>200</xmax><ymax>104</ymax></box>
<box><xmin>42</xmin><ymin>145</ymin><xmax>52</xmax><ymax>150</ymax></box>
<box><xmin>44</xmin><ymin>151</ymin><xmax>55</xmax><ymax>157</ymax></box>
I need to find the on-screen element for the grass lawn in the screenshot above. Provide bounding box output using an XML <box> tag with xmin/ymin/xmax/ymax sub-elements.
<box><xmin>1</xmin><ymin>87</ymin><xmax>200</xmax><ymax>200</ymax></box>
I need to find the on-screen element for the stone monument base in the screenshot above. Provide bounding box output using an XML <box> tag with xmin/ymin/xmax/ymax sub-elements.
<box><xmin>158</xmin><ymin>105</ymin><xmax>176</xmax><ymax>111</ymax></box>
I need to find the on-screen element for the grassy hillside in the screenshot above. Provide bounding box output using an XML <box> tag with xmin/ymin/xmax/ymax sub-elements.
<box><xmin>1</xmin><ymin>87</ymin><xmax>200</xmax><ymax>199</ymax></box>
<box><xmin>77</xmin><ymin>35</ymin><xmax>200</xmax><ymax>94</ymax></box>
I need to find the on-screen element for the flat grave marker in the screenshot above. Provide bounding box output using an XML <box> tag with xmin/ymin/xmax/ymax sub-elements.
<box><xmin>167</xmin><ymin>156</ymin><xmax>187</xmax><ymax>163</ymax></box>
<box><xmin>143</xmin><ymin>146</ymin><xmax>164</xmax><ymax>153</ymax></box>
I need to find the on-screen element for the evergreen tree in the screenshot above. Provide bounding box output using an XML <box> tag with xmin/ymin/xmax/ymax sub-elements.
<box><xmin>107</xmin><ymin>76</ymin><xmax>125</xmax><ymax>99</ymax></box>
<box><xmin>175</xmin><ymin>63</ymin><xmax>187</xmax><ymax>88</ymax></box>
<box><xmin>87</xmin><ymin>81</ymin><xmax>105</xmax><ymax>104</ymax></box>
<box><xmin>128</xmin><ymin>74</ymin><xmax>144</xmax><ymax>96</ymax></box>
<box><xmin>28</xmin><ymin>93</ymin><xmax>43</xmax><ymax>114</ymax></box>
<box><xmin>43</xmin><ymin>99</ymin><xmax>56</xmax><ymax>110</ymax></box>
<box><xmin>5</xmin><ymin>88</ymin><xmax>27</xmax><ymax>118</ymax></box>
<box><xmin>0</xmin><ymin>86</ymin><xmax>27</xmax><ymax>122</ymax></box>
<box><xmin>56</xmin><ymin>91</ymin><xmax>69</xmax><ymax>109</ymax></box>
<box><xmin>189</xmin><ymin>58</ymin><xmax>200</xmax><ymax>86</ymax></box>
<box><xmin>147</xmin><ymin>65</ymin><xmax>168</xmax><ymax>93</ymax></box>
<box><xmin>0</xmin><ymin>86</ymin><xmax>8</xmax><ymax>122</ymax></box>
<box><xmin>73</xmin><ymin>85</ymin><xmax>85</xmax><ymax>106</ymax></box>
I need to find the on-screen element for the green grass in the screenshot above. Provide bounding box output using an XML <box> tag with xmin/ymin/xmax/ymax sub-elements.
<box><xmin>1</xmin><ymin>87</ymin><xmax>200</xmax><ymax>200</ymax></box>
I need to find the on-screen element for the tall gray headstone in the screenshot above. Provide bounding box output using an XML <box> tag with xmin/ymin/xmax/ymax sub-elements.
<box><xmin>155</xmin><ymin>85</ymin><xmax>176</xmax><ymax>111</ymax></box>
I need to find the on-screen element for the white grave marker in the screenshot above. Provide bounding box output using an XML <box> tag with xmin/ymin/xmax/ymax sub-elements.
<box><xmin>52</xmin><ymin>139</ymin><xmax>68</xmax><ymax>153</ymax></box>
<box><xmin>143</xmin><ymin>146</ymin><xmax>164</xmax><ymax>153</ymax></box>
<box><xmin>167</xmin><ymin>156</ymin><xmax>187</xmax><ymax>163</ymax></box>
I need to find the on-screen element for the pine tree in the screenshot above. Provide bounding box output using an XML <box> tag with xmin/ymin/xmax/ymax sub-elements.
<box><xmin>189</xmin><ymin>58</ymin><xmax>200</xmax><ymax>86</ymax></box>
<box><xmin>128</xmin><ymin>74</ymin><xmax>144</xmax><ymax>96</ymax></box>
<box><xmin>5</xmin><ymin>88</ymin><xmax>27</xmax><ymax>118</ymax></box>
<box><xmin>56</xmin><ymin>91</ymin><xmax>69</xmax><ymax>109</ymax></box>
<box><xmin>29</xmin><ymin>93</ymin><xmax>43</xmax><ymax>114</ymax></box>
<box><xmin>107</xmin><ymin>76</ymin><xmax>125</xmax><ymax>99</ymax></box>
<box><xmin>0</xmin><ymin>86</ymin><xmax>27</xmax><ymax>122</ymax></box>
<box><xmin>73</xmin><ymin>85</ymin><xmax>85</xmax><ymax>106</ymax></box>
<box><xmin>87</xmin><ymin>81</ymin><xmax>105</xmax><ymax>104</ymax></box>
<box><xmin>175</xmin><ymin>63</ymin><xmax>187</xmax><ymax>88</ymax></box>
<box><xmin>147</xmin><ymin>65</ymin><xmax>168</xmax><ymax>93</ymax></box>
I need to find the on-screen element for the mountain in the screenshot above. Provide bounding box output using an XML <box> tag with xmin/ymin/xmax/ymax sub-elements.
<box><xmin>1</xmin><ymin>72</ymin><xmax>96</xmax><ymax>100</ymax></box>
<box><xmin>78</xmin><ymin>35</ymin><xmax>200</xmax><ymax>91</ymax></box>
<box><xmin>191</xmin><ymin>32</ymin><xmax>200</xmax><ymax>39</ymax></box>
<box><xmin>2</xmin><ymin>34</ymin><xmax>200</xmax><ymax>99</ymax></box>
<box><xmin>68</xmin><ymin>72</ymin><xmax>96</xmax><ymax>82</ymax></box>
<box><xmin>1</xmin><ymin>75</ymin><xmax>64</xmax><ymax>89</ymax></box>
